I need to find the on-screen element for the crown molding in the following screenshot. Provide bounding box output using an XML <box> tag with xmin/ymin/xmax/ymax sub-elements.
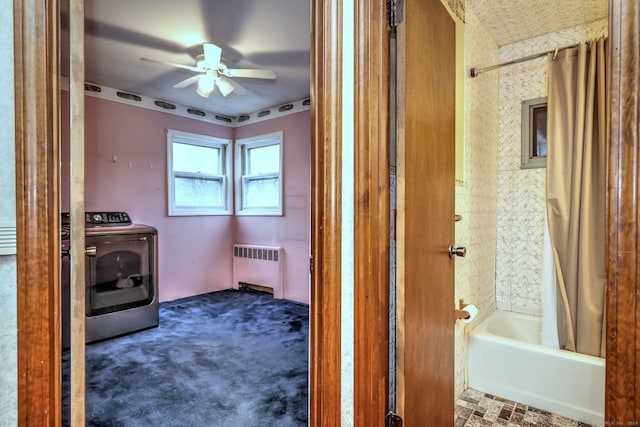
<box><xmin>59</xmin><ymin>77</ymin><xmax>310</xmax><ymax>128</ymax></box>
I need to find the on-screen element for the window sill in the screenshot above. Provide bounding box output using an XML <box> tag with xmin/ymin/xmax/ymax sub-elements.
<box><xmin>168</xmin><ymin>208</ymin><xmax>233</xmax><ymax>216</ymax></box>
<box><xmin>235</xmin><ymin>208</ymin><xmax>283</xmax><ymax>217</ymax></box>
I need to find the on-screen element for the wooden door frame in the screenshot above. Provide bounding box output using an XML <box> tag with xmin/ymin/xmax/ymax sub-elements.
<box><xmin>15</xmin><ymin>0</ymin><xmax>389</xmax><ymax>424</ymax></box>
<box><xmin>15</xmin><ymin>0</ymin><xmax>639</xmax><ymax>425</ymax></box>
<box><xmin>353</xmin><ymin>0</ymin><xmax>390</xmax><ymax>425</ymax></box>
<box><xmin>309</xmin><ymin>0</ymin><xmax>343</xmax><ymax>423</ymax></box>
<box><xmin>14</xmin><ymin>0</ymin><xmax>61</xmax><ymax>424</ymax></box>
<box><xmin>310</xmin><ymin>0</ymin><xmax>389</xmax><ymax>424</ymax></box>
<box><xmin>605</xmin><ymin>1</ymin><xmax>640</xmax><ymax>423</ymax></box>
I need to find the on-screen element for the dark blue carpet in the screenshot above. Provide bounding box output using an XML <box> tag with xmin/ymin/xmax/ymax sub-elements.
<box><xmin>62</xmin><ymin>289</ymin><xmax>309</xmax><ymax>426</ymax></box>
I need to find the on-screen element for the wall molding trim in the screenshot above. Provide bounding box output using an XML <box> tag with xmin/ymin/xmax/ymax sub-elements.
<box><xmin>0</xmin><ymin>223</ymin><xmax>16</xmax><ymax>255</ymax></box>
<box><xmin>606</xmin><ymin>0</ymin><xmax>640</xmax><ymax>421</ymax></box>
<box><xmin>59</xmin><ymin>77</ymin><xmax>310</xmax><ymax>127</ymax></box>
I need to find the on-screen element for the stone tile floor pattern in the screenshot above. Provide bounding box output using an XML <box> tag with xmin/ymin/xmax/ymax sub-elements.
<box><xmin>455</xmin><ymin>388</ymin><xmax>594</xmax><ymax>426</ymax></box>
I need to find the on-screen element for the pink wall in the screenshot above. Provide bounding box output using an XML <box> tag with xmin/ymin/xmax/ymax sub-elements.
<box><xmin>61</xmin><ymin>93</ymin><xmax>310</xmax><ymax>304</ymax></box>
<box><xmin>234</xmin><ymin>111</ymin><xmax>311</xmax><ymax>303</ymax></box>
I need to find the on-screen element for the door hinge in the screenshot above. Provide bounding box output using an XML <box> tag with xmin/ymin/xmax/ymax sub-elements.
<box><xmin>386</xmin><ymin>411</ymin><xmax>403</xmax><ymax>427</ymax></box>
<box><xmin>387</xmin><ymin>0</ymin><xmax>404</xmax><ymax>27</ymax></box>
<box><xmin>309</xmin><ymin>255</ymin><xmax>314</xmax><ymax>274</ymax></box>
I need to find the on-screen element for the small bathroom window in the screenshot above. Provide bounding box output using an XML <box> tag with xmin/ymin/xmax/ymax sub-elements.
<box><xmin>521</xmin><ymin>97</ymin><xmax>547</xmax><ymax>169</ymax></box>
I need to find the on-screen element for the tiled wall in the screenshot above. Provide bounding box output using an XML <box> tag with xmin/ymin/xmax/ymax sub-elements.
<box><xmin>495</xmin><ymin>19</ymin><xmax>608</xmax><ymax>315</ymax></box>
<box><xmin>454</xmin><ymin>6</ymin><xmax>499</xmax><ymax>398</ymax></box>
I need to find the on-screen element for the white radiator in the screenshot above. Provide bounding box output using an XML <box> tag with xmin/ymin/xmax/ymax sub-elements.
<box><xmin>232</xmin><ymin>244</ymin><xmax>284</xmax><ymax>298</ymax></box>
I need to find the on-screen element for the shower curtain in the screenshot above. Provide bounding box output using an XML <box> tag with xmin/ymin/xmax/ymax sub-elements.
<box><xmin>546</xmin><ymin>38</ymin><xmax>607</xmax><ymax>358</ymax></box>
<box><xmin>540</xmin><ymin>209</ymin><xmax>559</xmax><ymax>349</ymax></box>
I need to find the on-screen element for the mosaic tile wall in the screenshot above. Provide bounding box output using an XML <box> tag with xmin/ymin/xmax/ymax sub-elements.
<box><xmin>495</xmin><ymin>19</ymin><xmax>608</xmax><ymax>315</ymax></box>
<box><xmin>454</xmin><ymin>6</ymin><xmax>499</xmax><ymax>398</ymax></box>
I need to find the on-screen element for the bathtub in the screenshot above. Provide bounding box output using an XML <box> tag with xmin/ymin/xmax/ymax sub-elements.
<box><xmin>468</xmin><ymin>309</ymin><xmax>605</xmax><ymax>425</ymax></box>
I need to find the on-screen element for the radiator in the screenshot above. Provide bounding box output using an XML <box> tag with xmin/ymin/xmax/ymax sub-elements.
<box><xmin>232</xmin><ymin>244</ymin><xmax>284</xmax><ymax>299</ymax></box>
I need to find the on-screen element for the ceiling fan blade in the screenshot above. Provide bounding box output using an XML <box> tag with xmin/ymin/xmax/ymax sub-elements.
<box><xmin>140</xmin><ymin>57</ymin><xmax>201</xmax><ymax>73</ymax></box>
<box><xmin>202</xmin><ymin>43</ymin><xmax>222</xmax><ymax>68</ymax></box>
<box><xmin>173</xmin><ymin>75</ymin><xmax>201</xmax><ymax>89</ymax></box>
<box><xmin>225</xmin><ymin>68</ymin><xmax>277</xmax><ymax>80</ymax></box>
<box><xmin>216</xmin><ymin>77</ymin><xmax>234</xmax><ymax>97</ymax></box>
<box><xmin>224</xmin><ymin>77</ymin><xmax>250</xmax><ymax>96</ymax></box>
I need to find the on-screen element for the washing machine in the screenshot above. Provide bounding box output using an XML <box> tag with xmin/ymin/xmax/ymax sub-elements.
<box><xmin>61</xmin><ymin>211</ymin><xmax>159</xmax><ymax>348</ymax></box>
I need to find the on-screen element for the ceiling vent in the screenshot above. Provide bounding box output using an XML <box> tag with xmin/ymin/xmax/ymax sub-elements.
<box><xmin>84</xmin><ymin>84</ymin><xmax>101</xmax><ymax>93</ymax></box>
<box><xmin>214</xmin><ymin>115</ymin><xmax>232</xmax><ymax>123</ymax></box>
<box><xmin>116</xmin><ymin>91</ymin><xmax>142</xmax><ymax>102</ymax></box>
<box><xmin>187</xmin><ymin>108</ymin><xmax>206</xmax><ymax>117</ymax></box>
<box><xmin>154</xmin><ymin>100</ymin><xmax>176</xmax><ymax>110</ymax></box>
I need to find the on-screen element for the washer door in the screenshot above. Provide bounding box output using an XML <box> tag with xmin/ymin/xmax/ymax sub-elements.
<box><xmin>86</xmin><ymin>233</ymin><xmax>155</xmax><ymax>316</ymax></box>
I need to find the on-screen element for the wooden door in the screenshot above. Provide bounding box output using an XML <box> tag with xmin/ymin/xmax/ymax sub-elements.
<box><xmin>395</xmin><ymin>0</ymin><xmax>457</xmax><ymax>424</ymax></box>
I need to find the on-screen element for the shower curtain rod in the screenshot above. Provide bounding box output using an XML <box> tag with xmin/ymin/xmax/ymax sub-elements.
<box><xmin>469</xmin><ymin>41</ymin><xmax>589</xmax><ymax>78</ymax></box>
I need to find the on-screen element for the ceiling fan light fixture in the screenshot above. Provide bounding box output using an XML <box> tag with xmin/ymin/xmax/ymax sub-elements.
<box><xmin>196</xmin><ymin>71</ymin><xmax>215</xmax><ymax>97</ymax></box>
<box><xmin>195</xmin><ymin>54</ymin><xmax>206</xmax><ymax>68</ymax></box>
<box><xmin>142</xmin><ymin>43</ymin><xmax>276</xmax><ymax>101</ymax></box>
<box><xmin>216</xmin><ymin>77</ymin><xmax>234</xmax><ymax>97</ymax></box>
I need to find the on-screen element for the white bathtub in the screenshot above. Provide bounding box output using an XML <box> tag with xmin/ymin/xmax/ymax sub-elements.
<box><xmin>468</xmin><ymin>309</ymin><xmax>605</xmax><ymax>425</ymax></box>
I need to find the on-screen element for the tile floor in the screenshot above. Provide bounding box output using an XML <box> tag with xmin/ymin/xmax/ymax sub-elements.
<box><xmin>455</xmin><ymin>388</ymin><xmax>594</xmax><ymax>427</ymax></box>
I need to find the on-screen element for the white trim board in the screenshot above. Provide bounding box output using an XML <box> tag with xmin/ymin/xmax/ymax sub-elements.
<box><xmin>59</xmin><ymin>77</ymin><xmax>310</xmax><ymax>127</ymax></box>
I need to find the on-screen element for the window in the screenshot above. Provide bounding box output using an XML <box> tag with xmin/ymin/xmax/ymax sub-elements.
<box><xmin>167</xmin><ymin>129</ymin><xmax>232</xmax><ymax>216</ymax></box>
<box><xmin>521</xmin><ymin>97</ymin><xmax>547</xmax><ymax>169</ymax></box>
<box><xmin>235</xmin><ymin>131</ymin><xmax>283</xmax><ymax>216</ymax></box>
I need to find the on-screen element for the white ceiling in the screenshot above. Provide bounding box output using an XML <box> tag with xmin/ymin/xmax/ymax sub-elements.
<box><xmin>61</xmin><ymin>0</ymin><xmax>311</xmax><ymax>117</ymax></box>
<box><xmin>468</xmin><ymin>0</ymin><xmax>607</xmax><ymax>46</ymax></box>
<box><xmin>61</xmin><ymin>1</ymin><xmax>607</xmax><ymax>118</ymax></box>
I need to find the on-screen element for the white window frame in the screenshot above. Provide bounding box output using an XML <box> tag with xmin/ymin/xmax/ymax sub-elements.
<box><xmin>167</xmin><ymin>129</ymin><xmax>232</xmax><ymax>216</ymax></box>
<box><xmin>234</xmin><ymin>131</ymin><xmax>283</xmax><ymax>216</ymax></box>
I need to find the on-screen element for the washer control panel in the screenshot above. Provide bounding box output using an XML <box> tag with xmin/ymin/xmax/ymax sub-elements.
<box><xmin>85</xmin><ymin>211</ymin><xmax>132</xmax><ymax>226</ymax></box>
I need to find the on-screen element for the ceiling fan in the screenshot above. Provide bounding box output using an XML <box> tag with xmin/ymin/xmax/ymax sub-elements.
<box><xmin>141</xmin><ymin>43</ymin><xmax>277</xmax><ymax>98</ymax></box>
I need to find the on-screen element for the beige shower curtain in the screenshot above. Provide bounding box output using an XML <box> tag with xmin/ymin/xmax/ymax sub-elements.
<box><xmin>546</xmin><ymin>38</ymin><xmax>607</xmax><ymax>358</ymax></box>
